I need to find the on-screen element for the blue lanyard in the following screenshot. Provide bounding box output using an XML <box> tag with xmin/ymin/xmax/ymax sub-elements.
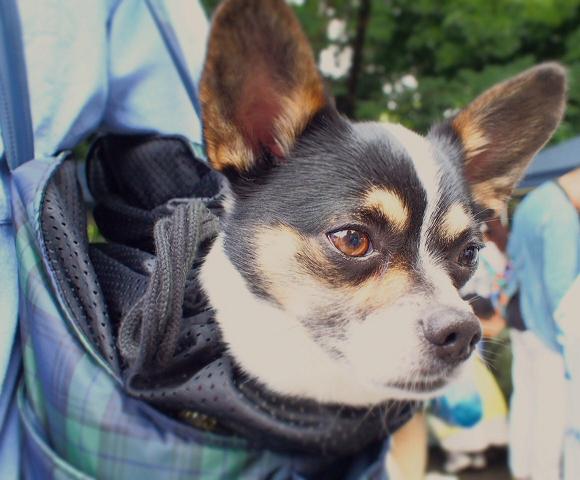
<box><xmin>0</xmin><ymin>0</ymin><xmax>34</xmax><ymax>170</ymax></box>
<box><xmin>145</xmin><ymin>0</ymin><xmax>203</xmax><ymax>123</ymax></box>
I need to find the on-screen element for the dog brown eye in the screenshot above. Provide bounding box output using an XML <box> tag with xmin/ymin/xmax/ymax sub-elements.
<box><xmin>328</xmin><ymin>229</ymin><xmax>371</xmax><ymax>257</ymax></box>
<box><xmin>459</xmin><ymin>245</ymin><xmax>480</xmax><ymax>268</ymax></box>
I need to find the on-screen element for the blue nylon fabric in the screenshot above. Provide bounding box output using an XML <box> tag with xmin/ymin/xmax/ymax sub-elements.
<box><xmin>0</xmin><ymin>339</ymin><xmax>21</xmax><ymax>479</ymax></box>
<box><xmin>0</xmin><ymin>1</ymin><xmax>31</xmax><ymax>474</ymax></box>
<box><xmin>0</xmin><ymin>0</ymin><xmax>34</xmax><ymax>169</ymax></box>
<box><xmin>0</xmin><ymin>163</ymin><xmax>19</xmax><ymax>392</ymax></box>
<box><xmin>0</xmin><ymin>139</ymin><xmax>20</xmax><ymax>480</ymax></box>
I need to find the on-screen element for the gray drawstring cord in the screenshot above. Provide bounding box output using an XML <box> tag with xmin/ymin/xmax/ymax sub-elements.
<box><xmin>118</xmin><ymin>199</ymin><xmax>220</xmax><ymax>370</ymax></box>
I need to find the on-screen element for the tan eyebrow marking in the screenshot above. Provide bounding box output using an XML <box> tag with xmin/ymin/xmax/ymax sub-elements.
<box><xmin>441</xmin><ymin>203</ymin><xmax>472</xmax><ymax>240</ymax></box>
<box><xmin>363</xmin><ymin>188</ymin><xmax>410</xmax><ymax>230</ymax></box>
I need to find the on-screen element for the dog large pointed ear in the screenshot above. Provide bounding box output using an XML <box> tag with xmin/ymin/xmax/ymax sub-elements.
<box><xmin>200</xmin><ymin>0</ymin><xmax>328</xmax><ymax>175</ymax></box>
<box><xmin>440</xmin><ymin>63</ymin><xmax>567</xmax><ymax>213</ymax></box>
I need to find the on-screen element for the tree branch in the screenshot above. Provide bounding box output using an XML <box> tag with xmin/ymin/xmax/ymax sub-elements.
<box><xmin>343</xmin><ymin>0</ymin><xmax>371</xmax><ymax>117</ymax></box>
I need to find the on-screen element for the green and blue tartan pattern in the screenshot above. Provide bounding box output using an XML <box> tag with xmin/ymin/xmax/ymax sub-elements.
<box><xmin>10</xmin><ymin>153</ymin><xmax>390</xmax><ymax>479</ymax></box>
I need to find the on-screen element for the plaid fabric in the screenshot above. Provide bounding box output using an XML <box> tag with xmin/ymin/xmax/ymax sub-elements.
<box><xmin>10</xmin><ymin>153</ymin><xmax>389</xmax><ymax>480</ymax></box>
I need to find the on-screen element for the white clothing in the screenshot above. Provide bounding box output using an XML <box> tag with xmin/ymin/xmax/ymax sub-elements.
<box><xmin>509</xmin><ymin>329</ymin><xmax>566</xmax><ymax>480</ymax></box>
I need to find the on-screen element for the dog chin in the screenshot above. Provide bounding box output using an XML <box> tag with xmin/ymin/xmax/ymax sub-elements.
<box><xmin>375</xmin><ymin>379</ymin><xmax>452</xmax><ymax>401</ymax></box>
<box><xmin>364</xmin><ymin>354</ymin><xmax>472</xmax><ymax>402</ymax></box>
<box><xmin>382</xmin><ymin>360</ymin><xmax>473</xmax><ymax>401</ymax></box>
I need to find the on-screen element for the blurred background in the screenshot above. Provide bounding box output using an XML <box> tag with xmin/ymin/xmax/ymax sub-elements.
<box><xmin>202</xmin><ymin>0</ymin><xmax>580</xmax><ymax>144</ymax></box>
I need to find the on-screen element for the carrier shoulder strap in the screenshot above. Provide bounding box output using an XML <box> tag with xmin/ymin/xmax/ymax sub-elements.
<box><xmin>145</xmin><ymin>0</ymin><xmax>203</xmax><ymax>122</ymax></box>
<box><xmin>0</xmin><ymin>0</ymin><xmax>34</xmax><ymax>170</ymax></box>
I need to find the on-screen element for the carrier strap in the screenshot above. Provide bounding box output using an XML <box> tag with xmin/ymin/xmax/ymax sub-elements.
<box><xmin>146</xmin><ymin>0</ymin><xmax>203</xmax><ymax>122</ymax></box>
<box><xmin>0</xmin><ymin>0</ymin><xmax>35</xmax><ymax>171</ymax></box>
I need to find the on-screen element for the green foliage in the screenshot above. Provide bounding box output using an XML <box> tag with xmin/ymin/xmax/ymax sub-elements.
<box><xmin>201</xmin><ymin>0</ymin><xmax>580</xmax><ymax>142</ymax></box>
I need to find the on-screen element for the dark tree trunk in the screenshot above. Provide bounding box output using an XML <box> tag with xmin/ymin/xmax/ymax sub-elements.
<box><xmin>343</xmin><ymin>0</ymin><xmax>371</xmax><ymax>118</ymax></box>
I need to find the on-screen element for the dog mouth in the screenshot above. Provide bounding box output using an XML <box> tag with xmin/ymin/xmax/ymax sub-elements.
<box><xmin>386</xmin><ymin>376</ymin><xmax>449</xmax><ymax>394</ymax></box>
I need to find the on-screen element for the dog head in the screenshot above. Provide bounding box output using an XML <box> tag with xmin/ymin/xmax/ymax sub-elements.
<box><xmin>199</xmin><ymin>0</ymin><xmax>566</xmax><ymax>406</ymax></box>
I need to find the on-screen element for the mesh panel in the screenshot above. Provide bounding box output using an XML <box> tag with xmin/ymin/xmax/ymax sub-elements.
<box><xmin>42</xmin><ymin>160</ymin><xmax>120</xmax><ymax>371</ymax></box>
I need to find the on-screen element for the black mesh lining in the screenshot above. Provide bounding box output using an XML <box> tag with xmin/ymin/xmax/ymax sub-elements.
<box><xmin>39</xmin><ymin>134</ymin><xmax>416</xmax><ymax>458</ymax></box>
<box><xmin>42</xmin><ymin>159</ymin><xmax>120</xmax><ymax>372</ymax></box>
<box><xmin>88</xmin><ymin>135</ymin><xmax>220</xmax><ymax>253</ymax></box>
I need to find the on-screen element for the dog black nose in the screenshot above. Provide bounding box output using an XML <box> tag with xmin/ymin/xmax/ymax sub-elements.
<box><xmin>422</xmin><ymin>309</ymin><xmax>482</xmax><ymax>363</ymax></box>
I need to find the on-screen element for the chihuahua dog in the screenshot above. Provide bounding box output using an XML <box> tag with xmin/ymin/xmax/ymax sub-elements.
<box><xmin>199</xmin><ymin>0</ymin><xmax>566</xmax><ymax>407</ymax></box>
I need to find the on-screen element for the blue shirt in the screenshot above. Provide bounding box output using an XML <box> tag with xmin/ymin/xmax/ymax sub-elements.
<box><xmin>508</xmin><ymin>181</ymin><xmax>580</xmax><ymax>352</ymax></box>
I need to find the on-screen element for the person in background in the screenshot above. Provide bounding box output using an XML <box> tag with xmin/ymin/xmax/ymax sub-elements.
<box><xmin>462</xmin><ymin>223</ymin><xmax>508</xmax><ymax>337</ymax></box>
<box><xmin>486</xmin><ymin>216</ymin><xmax>509</xmax><ymax>252</ymax></box>
<box><xmin>556</xmin><ymin>276</ymin><xmax>580</xmax><ymax>480</ymax></box>
<box><xmin>507</xmin><ymin>167</ymin><xmax>580</xmax><ymax>480</ymax></box>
